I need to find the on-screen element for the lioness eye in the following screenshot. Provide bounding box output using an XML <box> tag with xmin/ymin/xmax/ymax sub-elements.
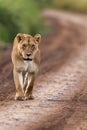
<box><xmin>22</xmin><ymin>44</ymin><xmax>26</xmax><ymax>48</ymax></box>
<box><xmin>31</xmin><ymin>44</ymin><xmax>35</xmax><ymax>49</ymax></box>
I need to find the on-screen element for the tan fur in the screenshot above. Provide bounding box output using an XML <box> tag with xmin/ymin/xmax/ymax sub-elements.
<box><xmin>11</xmin><ymin>33</ymin><xmax>41</xmax><ymax>100</ymax></box>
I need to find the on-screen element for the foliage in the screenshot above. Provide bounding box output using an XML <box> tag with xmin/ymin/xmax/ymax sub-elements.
<box><xmin>0</xmin><ymin>0</ymin><xmax>44</xmax><ymax>43</ymax></box>
<box><xmin>52</xmin><ymin>0</ymin><xmax>87</xmax><ymax>13</ymax></box>
<box><xmin>1</xmin><ymin>0</ymin><xmax>87</xmax><ymax>43</ymax></box>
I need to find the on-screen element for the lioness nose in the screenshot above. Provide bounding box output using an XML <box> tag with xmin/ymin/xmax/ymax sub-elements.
<box><xmin>26</xmin><ymin>53</ymin><xmax>31</xmax><ymax>57</ymax></box>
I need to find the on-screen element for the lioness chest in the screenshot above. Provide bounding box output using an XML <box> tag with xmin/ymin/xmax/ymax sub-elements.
<box><xmin>16</xmin><ymin>60</ymin><xmax>38</xmax><ymax>73</ymax></box>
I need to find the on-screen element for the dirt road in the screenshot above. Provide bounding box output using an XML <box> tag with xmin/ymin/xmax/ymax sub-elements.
<box><xmin>0</xmin><ymin>10</ymin><xmax>87</xmax><ymax>130</ymax></box>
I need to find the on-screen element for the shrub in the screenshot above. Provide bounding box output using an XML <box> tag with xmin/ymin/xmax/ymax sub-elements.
<box><xmin>0</xmin><ymin>7</ymin><xmax>19</xmax><ymax>42</ymax></box>
<box><xmin>0</xmin><ymin>0</ymin><xmax>44</xmax><ymax>43</ymax></box>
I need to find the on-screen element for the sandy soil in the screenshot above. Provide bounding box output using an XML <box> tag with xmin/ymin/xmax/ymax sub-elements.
<box><xmin>0</xmin><ymin>10</ymin><xmax>87</xmax><ymax>130</ymax></box>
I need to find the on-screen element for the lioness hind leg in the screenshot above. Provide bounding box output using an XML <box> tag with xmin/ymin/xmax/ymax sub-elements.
<box><xmin>13</xmin><ymin>69</ymin><xmax>24</xmax><ymax>100</ymax></box>
<box><xmin>24</xmin><ymin>73</ymin><xmax>35</xmax><ymax>100</ymax></box>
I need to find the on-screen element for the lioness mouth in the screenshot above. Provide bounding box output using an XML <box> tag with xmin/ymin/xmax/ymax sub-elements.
<box><xmin>23</xmin><ymin>58</ymin><xmax>32</xmax><ymax>61</ymax></box>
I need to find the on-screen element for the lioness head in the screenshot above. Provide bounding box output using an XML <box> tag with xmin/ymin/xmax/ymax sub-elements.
<box><xmin>15</xmin><ymin>33</ymin><xmax>41</xmax><ymax>61</ymax></box>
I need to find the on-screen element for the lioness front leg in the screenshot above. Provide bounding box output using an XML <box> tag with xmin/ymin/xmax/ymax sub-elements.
<box><xmin>13</xmin><ymin>69</ymin><xmax>24</xmax><ymax>100</ymax></box>
<box><xmin>24</xmin><ymin>73</ymin><xmax>35</xmax><ymax>100</ymax></box>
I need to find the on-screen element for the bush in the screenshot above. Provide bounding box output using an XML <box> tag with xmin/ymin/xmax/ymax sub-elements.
<box><xmin>0</xmin><ymin>0</ymin><xmax>44</xmax><ymax>43</ymax></box>
<box><xmin>0</xmin><ymin>7</ymin><xmax>19</xmax><ymax>42</ymax></box>
<box><xmin>32</xmin><ymin>0</ymin><xmax>52</xmax><ymax>9</ymax></box>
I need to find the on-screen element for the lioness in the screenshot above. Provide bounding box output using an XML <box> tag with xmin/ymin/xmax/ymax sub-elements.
<box><xmin>11</xmin><ymin>33</ymin><xmax>41</xmax><ymax>100</ymax></box>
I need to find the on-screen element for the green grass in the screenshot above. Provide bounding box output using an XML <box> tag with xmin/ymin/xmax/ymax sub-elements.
<box><xmin>0</xmin><ymin>0</ymin><xmax>87</xmax><ymax>44</ymax></box>
<box><xmin>52</xmin><ymin>0</ymin><xmax>87</xmax><ymax>13</ymax></box>
<box><xmin>0</xmin><ymin>0</ymin><xmax>45</xmax><ymax>43</ymax></box>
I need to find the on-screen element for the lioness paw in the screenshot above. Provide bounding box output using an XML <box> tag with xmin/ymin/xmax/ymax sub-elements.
<box><xmin>24</xmin><ymin>95</ymin><xmax>34</xmax><ymax>100</ymax></box>
<box><xmin>15</xmin><ymin>96</ymin><xmax>25</xmax><ymax>101</ymax></box>
<box><xmin>28</xmin><ymin>95</ymin><xmax>34</xmax><ymax>100</ymax></box>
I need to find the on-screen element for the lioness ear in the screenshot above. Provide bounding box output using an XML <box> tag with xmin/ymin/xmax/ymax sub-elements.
<box><xmin>34</xmin><ymin>34</ymin><xmax>41</xmax><ymax>44</ymax></box>
<box><xmin>16</xmin><ymin>33</ymin><xmax>24</xmax><ymax>43</ymax></box>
